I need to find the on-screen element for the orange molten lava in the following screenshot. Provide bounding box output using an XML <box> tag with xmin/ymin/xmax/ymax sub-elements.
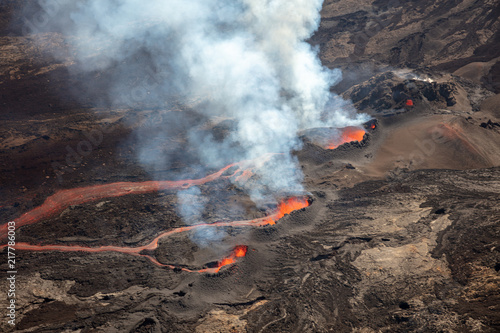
<box><xmin>233</xmin><ymin>245</ymin><xmax>248</xmax><ymax>257</ymax></box>
<box><xmin>0</xmin><ymin>154</ymin><xmax>276</xmax><ymax>240</ymax></box>
<box><xmin>327</xmin><ymin>126</ymin><xmax>366</xmax><ymax>149</ymax></box>
<box><xmin>0</xmin><ymin>197</ymin><xmax>307</xmax><ymax>274</ymax></box>
<box><xmin>205</xmin><ymin>245</ymin><xmax>249</xmax><ymax>273</ymax></box>
<box><xmin>263</xmin><ymin>197</ymin><xmax>310</xmax><ymax>225</ymax></box>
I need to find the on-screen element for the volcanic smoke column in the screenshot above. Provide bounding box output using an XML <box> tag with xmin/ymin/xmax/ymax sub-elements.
<box><xmin>29</xmin><ymin>0</ymin><xmax>367</xmax><ymax>237</ymax></box>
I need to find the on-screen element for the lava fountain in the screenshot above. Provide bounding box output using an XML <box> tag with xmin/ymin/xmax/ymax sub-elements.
<box><xmin>326</xmin><ymin>126</ymin><xmax>367</xmax><ymax>149</ymax></box>
<box><xmin>201</xmin><ymin>245</ymin><xmax>249</xmax><ymax>273</ymax></box>
<box><xmin>263</xmin><ymin>197</ymin><xmax>310</xmax><ymax>225</ymax></box>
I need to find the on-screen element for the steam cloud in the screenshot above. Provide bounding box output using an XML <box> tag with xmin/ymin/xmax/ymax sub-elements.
<box><xmin>26</xmin><ymin>0</ymin><xmax>367</xmax><ymax>241</ymax></box>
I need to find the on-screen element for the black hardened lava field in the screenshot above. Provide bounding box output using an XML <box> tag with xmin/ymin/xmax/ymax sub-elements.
<box><xmin>1</xmin><ymin>1</ymin><xmax>499</xmax><ymax>332</ymax></box>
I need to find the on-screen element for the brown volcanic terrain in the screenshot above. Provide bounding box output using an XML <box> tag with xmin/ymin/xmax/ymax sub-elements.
<box><xmin>1</xmin><ymin>1</ymin><xmax>500</xmax><ymax>332</ymax></box>
<box><xmin>315</xmin><ymin>0</ymin><xmax>500</xmax><ymax>93</ymax></box>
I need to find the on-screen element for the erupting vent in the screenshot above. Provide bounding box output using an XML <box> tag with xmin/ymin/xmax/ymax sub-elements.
<box><xmin>326</xmin><ymin>126</ymin><xmax>367</xmax><ymax>149</ymax></box>
<box><xmin>298</xmin><ymin>119</ymin><xmax>376</xmax><ymax>151</ymax></box>
<box><xmin>263</xmin><ymin>197</ymin><xmax>310</xmax><ymax>225</ymax></box>
<box><xmin>1</xmin><ymin>195</ymin><xmax>310</xmax><ymax>274</ymax></box>
<box><xmin>207</xmin><ymin>245</ymin><xmax>249</xmax><ymax>273</ymax></box>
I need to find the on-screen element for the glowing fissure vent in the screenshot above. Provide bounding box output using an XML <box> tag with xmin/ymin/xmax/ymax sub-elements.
<box><xmin>327</xmin><ymin>126</ymin><xmax>366</xmax><ymax>149</ymax></box>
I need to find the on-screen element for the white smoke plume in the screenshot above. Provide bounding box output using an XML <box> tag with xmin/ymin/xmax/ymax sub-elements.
<box><xmin>25</xmin><ymin>0</ymin><xmax>368</xmax><ymax>241</ymax></box>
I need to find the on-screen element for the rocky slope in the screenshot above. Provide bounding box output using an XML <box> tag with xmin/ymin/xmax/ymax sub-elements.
<box><xmin>0</xmin><ymin>1</ymin><xmax>499</xmax><ymax>332</ymax></box>
<box><xmin>314</xmin><ymin>0</ymin><xmax>500</xmax><ymax>94</ymax></box>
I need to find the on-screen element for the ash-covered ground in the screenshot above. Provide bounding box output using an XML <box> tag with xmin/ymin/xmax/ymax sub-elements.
<box><xmin>1</xmin><ymin>1</ymin><xmax>500</xmax><ymax>332</ymax></box>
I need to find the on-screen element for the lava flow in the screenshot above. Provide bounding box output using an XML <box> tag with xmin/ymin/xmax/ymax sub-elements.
<box><xmin>327</xmin><ymin>126</ymin><xmax>366</xmax><ymax>149</ymax></box>
<box><xmin>0</xmin><ymin>197</ymin><xmax>309</xmax><ymax>273</ymax></box>
<box><xmin>0</xmin><ymin>154</ymin><xmax>275</xmax><ymax>240</ymax></box>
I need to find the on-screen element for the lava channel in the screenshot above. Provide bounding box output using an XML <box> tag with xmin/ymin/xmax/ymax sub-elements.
<box><xmin>0</xmin><ymin>154</ymin><xmax>276</xmax><ymax>240</ymax></box>
<box><xmin>0</xmin><ymin>197</ymin><xmax>310</xmax><ymax>273</ymax></box>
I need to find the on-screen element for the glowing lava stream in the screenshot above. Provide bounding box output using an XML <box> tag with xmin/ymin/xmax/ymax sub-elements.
<box><xmin>327</xmin><ymin>126</ymin><xmax>366</xmax><ymax>149</ymax></box>
<box><xmin>0</xmin><ymin>125</ymin><xmax>365</xmax><ymax>272</ymax></box>
<box><xmin>0</xmin><ymin>124</ymin><xmax>369</xmax><ymax>239</ymax></box>
<box><xmin>0</xmin><ymin>198</ymin><xmax>309</xmax><ymax>273</ymax></box>
<box><xmin>0</xmin><ymin>154</ymin><xmax>275</xmax><ymax>240</ymax></box>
